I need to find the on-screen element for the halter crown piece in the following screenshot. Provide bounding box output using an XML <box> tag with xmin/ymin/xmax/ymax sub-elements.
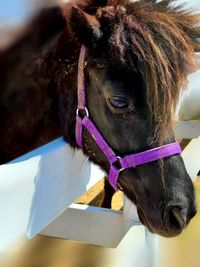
<box><xmin>76</xmin><ymin>45</ymin><xmax>181</xmax><ymax>191</ymax></box>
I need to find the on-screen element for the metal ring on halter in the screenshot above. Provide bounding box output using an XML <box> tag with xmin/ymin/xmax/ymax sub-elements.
<box><xmin>116</xmin><ymin>156</ymin><xmax>124</xmax><ymax>173</ymax></box>
<box><xmin>76</xmin><ymin>107</ymin><xmax>89</xmax><ymax>117</ymax></box>
<box><xmin>117</xmin><ymin>183</ymin><xmax>123</xmax><ymax>191</ymax></box>
<box><xmin>117</xmin><ymin>156</ymin><xmax>124</xmax><ymax>191</ymax></box>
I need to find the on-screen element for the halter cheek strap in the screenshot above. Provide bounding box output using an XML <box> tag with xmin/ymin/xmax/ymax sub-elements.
<box><xmin>75</xmin><ymin>45</ymin><xmax>181</xmax><ymax>191</ymax></box>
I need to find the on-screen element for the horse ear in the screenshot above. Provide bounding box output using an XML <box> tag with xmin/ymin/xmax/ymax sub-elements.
<box><xmin>70</xmin><ymin>6</ymin><xmax>103</xmax><ymax>47</ymax></box>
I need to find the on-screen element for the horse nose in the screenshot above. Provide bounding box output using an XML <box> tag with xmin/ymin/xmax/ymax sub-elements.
<box><xmin>165</xmin><ymin>205</ymin><xmax>187</xmax><ymax>232</ymax></box>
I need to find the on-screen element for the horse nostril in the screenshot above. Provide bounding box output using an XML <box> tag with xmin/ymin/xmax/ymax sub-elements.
<box><xmin>166</xmin><ymin>205</ymin><xmax>186</xmax><ymax>231</ymax></box>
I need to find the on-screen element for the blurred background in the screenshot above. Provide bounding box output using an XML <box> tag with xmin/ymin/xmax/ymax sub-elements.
<box><xmin>0</xmin><ymin>1</ymin><xmax>200</xmax><ymax>267</ymax></box>
<box><xmin>0</xmin><ymin>0</ymin><xmax>58</xmax><ymax>50</ymax></box>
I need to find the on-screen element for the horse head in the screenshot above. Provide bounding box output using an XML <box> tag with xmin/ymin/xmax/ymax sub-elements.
<box><xmin>67</xmin><ymin>0</ymin><xmax>200</xmax><ymax>237</ymax></box>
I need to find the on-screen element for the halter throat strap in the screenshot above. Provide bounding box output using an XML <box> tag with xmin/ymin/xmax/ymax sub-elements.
<box><xmin>75</xmin><ymin>45</ymin><xmax>181</xmax><ymax>190</ymax></box>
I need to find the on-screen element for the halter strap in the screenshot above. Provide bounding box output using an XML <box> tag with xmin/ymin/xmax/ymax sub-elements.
<box><xmin>76</xmin><ymin>45</ymin><xmax>181</xmax><ymax>190</ymax></box>
<box><xmin>77</xmin><ymin>45</ymin><xmax>87</xmax><ymax>110</ymax></box>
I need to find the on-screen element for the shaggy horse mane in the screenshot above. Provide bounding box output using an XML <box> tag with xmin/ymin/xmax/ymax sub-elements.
<box><xmin>94</xmin><ymin>0</ymin><xmax>200</xmax><ymax>142</ymax></box>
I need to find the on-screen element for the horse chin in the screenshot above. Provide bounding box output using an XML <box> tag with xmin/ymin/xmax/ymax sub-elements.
<box><xmin>137</xmin><ymin>206</ymin><xmax>155</xmax><ymax>234</ymax></box>
<box><xmin>136</xmin><ymin>206</ymin><xmax>183</xmax><ymax>238</ymax></box>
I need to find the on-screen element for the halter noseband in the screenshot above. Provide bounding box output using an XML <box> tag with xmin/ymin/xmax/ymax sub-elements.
<box><xmin>75</xmin><ymin>45</ymin><xmax>181</xmax><ymax>190</ymax></box>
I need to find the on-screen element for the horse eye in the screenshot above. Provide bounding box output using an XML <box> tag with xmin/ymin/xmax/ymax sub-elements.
<box><xmin>109</xmin><ymin>98</ymin><xmax>128</xmax><ymax>109</ymax></box>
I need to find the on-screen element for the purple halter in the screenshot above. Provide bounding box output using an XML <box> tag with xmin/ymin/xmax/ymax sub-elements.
<box><xmin>76</xmin><ymin>45</ymin><xmax>181</xmax><ymax>190</ymax></box>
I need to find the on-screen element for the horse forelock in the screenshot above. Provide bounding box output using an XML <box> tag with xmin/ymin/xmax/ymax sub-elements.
<box><xmin>96</xmin><ymin>0</ymin><xmax>200</xmax><ymax>143</ymax></box>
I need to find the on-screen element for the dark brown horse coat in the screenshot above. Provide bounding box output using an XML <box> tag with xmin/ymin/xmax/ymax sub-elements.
<box><xmin>0</xmin><ymin>0</ymin><xmax>199</xmax><ymax>237</ymax></box>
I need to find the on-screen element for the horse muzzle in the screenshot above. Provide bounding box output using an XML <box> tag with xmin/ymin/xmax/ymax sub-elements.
<box><xmin>137</xmin><ymin>198</ymin><xmax>197</xmax><ymax>237</ymax></box>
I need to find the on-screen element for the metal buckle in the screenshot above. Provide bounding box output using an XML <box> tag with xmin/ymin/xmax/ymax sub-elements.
<box><xmin>117</xmin><ymin>156</ymin><xmax>125</xmax><ymax>173</ymax></box>
<box><xmin>112</xmin><ymin>156</ymin><xmax>125</xmax><ymax>173</ymax></box>
<box><xmin>76</xmin><ymin>107</ymin><xmax>89</xmax><ymax>118</ymax></box>
<box><xmin>116</xmin><ymin>157</ymin><xmax>124</xmax><ymax>191</ymax></box>
<box><xmin>117</xmin><ymin>183</ymin><xmax>123</xmax><ymax>191</ymax></box>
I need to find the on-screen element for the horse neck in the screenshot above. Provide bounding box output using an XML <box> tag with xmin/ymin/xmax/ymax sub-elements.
<box><xmin>53</xmin><ymin>29</ymin><xmax>80</xmax><ymax>147</ymax></box>
<box><xmin>0</xmin><ymin>7</ymin><xmax>80</xmax><ymax>162</ymax></box>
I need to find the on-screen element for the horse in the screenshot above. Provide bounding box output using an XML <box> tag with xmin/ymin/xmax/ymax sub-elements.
<box><xmin>0</xmin><ymin>0</ymin><xmax>199</xmax><ymax>237</ymax></box>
